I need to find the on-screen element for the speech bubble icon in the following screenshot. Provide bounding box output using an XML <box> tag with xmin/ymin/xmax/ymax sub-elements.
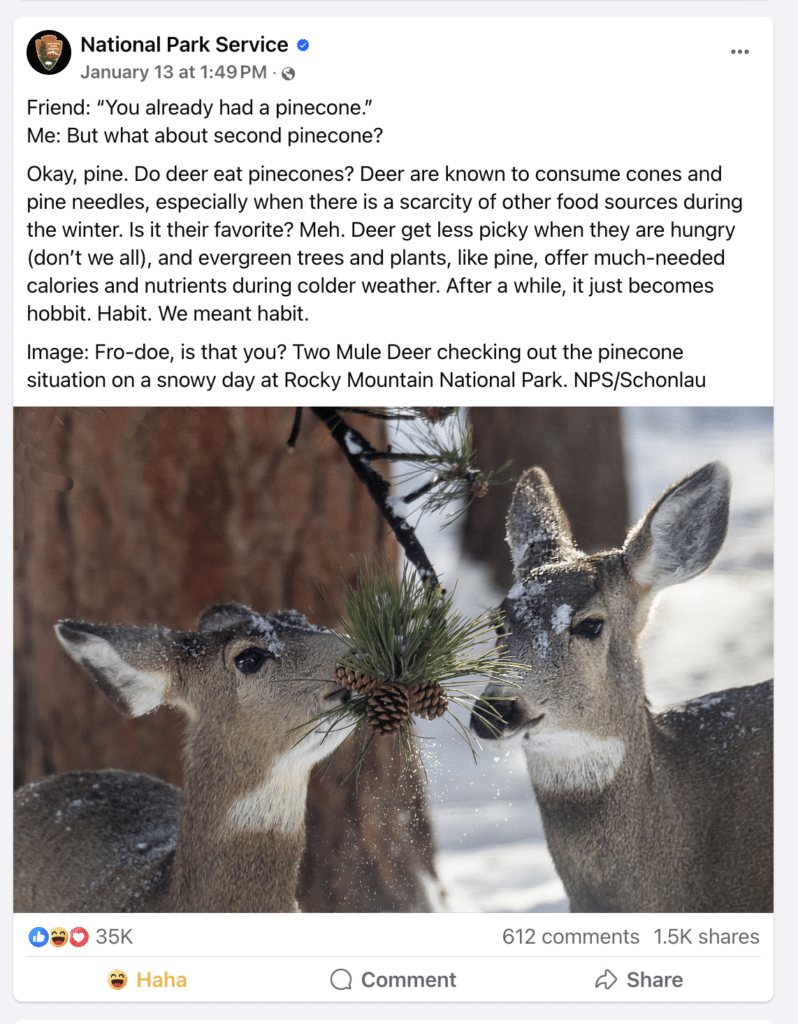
<box><xmin>330</xmin><ymin>968</ymin><xmax>352</xmax><ymax>991</ymax></box>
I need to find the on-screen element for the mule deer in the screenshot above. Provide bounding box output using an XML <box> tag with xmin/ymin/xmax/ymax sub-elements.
<box><xmin>471</xmin><ymin>463</ymin><xmax>772</xmax><ymax>912</ymax></box>
<box><xmin>15</xmin><ymin>602</ymin><xmax>354</xmax><ymax>913</ymax></box>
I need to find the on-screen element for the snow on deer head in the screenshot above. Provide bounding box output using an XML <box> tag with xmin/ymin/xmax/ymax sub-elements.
<box><xmin>472</xmin><ymin>463</ymin><xmax>730</xmax><ymax>793</ymax></box>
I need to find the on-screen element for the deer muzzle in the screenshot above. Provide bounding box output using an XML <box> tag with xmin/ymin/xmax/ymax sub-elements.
<box><xmin>471</xmin><ymin>695</ymin><xmax>531</xmax><ymax>739</ymax></box>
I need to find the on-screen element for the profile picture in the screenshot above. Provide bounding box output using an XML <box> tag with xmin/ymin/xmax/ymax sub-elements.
<box><xmin>27</xmin><ymin>31</ymin><xmax>71</xmax><ymax>75</ymax></box>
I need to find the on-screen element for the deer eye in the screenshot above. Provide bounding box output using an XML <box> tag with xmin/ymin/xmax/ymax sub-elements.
<box><xmin>570</xmin><ymin>618</ymin><xmax>604</xmax><ymax>640</ymax></box>
<box><xmin>234</xmin><ymin>647</ymin><xmax>274</xmax><ymax>674</ymax></box>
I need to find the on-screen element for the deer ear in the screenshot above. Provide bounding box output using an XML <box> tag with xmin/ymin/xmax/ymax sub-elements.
<box><xmin>624</xmin><ymin>462</ymin><xmax>731</xmax><ymax>593</ymax></box>
<box><xmin>55</xmin><ymin>621</ymin><xmax>173</xmax><ymax>717</ymax></box>
<box><xmin>196</xmin><ymin>602</ymin><xmax>255</xmax><ymax>632</ymax></box>
<box><xmin>506</xmin><ymin>467</ymin><xmax>577</xmax><ymax>579</ymax></box>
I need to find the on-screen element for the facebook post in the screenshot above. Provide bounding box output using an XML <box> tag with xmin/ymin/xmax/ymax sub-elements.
<box><xmin>12</xmin><ymin>14</ymin><xmax>775</xmax><ymax>1010</ymax></box>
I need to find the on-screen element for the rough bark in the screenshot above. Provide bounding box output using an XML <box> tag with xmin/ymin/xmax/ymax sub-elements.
<box><xmin>14</xmin><ymin>406</ymin><xmax>437</xmax><ymax>911</ymax></box>
<box><xmin>464</xmin><ymin>408</ymin><xmax>630</xmax><ymax>590</ymax></box>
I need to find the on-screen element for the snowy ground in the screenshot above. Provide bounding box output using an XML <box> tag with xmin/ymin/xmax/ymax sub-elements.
<box><xmin>401</xmin><ymin>408</ymin><xmax>773</xmax><ymax>913</ymax></box>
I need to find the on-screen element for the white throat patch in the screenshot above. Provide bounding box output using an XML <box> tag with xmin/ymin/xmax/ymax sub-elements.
<box><xmin>522</xmin><ymin>728</ymin><xmax>626</xmax><ymax>793</ymax></box>
<box><xmin>228</xmin><ymin>725</ymin><xmax>344</xmax><ymax>834</ymax></box>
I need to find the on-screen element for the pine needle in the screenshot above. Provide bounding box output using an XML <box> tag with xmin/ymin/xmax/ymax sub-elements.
<box><xmin>297</xmin><ymin>562</ymin><xmax>523</xmax><ymax>776</ymax></box>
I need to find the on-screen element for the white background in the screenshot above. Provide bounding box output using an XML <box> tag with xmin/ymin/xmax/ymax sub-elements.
<box><xmin>6</xmin><ymin>1</ymin><xmax>794</xmax><ymax>1023</ymax></box>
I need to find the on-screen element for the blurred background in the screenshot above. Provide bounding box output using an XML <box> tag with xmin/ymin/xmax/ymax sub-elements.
<box><xmin>14</xmin><ymin>406</ymin><xmax>772</xmax><ymax>913</ymax></box>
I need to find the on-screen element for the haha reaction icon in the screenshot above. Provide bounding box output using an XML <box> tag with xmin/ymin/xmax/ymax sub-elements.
<box><xmin>108</xmin><ymin>970</ymin><xmax>127</xmax><ymax>990</ymax></box>
<box><xmin>49</xmin><ymin>926</ymin><xmax>68</xmax><ymax>947</ymax></box>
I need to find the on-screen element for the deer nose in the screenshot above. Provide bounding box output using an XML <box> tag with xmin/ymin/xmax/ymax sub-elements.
<box><xmin>470</xmin><ymin>697</ymin><xmax>525</xmax><ymax>739</ymax></box>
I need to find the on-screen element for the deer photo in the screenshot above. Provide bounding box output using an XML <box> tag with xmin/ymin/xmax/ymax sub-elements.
<box><xmin>471</xmin><ymin>462</ymin><xmax>773</xmax><ymax>913</ymax></box>
<box><xmin>15</xmin><ymin>602</ymin><xmax>354</xmax><ymax>913</ymax></box>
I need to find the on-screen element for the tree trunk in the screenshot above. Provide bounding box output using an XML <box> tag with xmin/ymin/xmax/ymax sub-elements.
<box><xmin>14</xmin><ymin>406</ymin><xmax>437</xmax><ymax>911</ymax></box>
<box><xmin>464</xmin><ymin>408</ymin><xmax>630</xmax><ymax>590</ymax></box>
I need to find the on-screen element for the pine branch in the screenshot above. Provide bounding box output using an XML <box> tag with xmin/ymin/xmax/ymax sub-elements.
<box><xmin>314</xmin><ymin>407</ymin><xmax>456</xmax><ymax>423</ymax></box>
<box><xmin>402</xmin><ymin>477</ymin><xmax>440</xmax><ymax>505</ymax></box>
<box><xmin>327</xmin><ymin>407</ymin><xmax>416</xmax><ymax>421</ymax></box>
<box><xmin>386</xmin><ymin>418</ymin><xmax>513</xmax><ymax>519</ymax></box>
<box><xmin>309</xmin><ymin>407</ymin><xmax>441</xmax><ymax>590</ymax></box>
<box><xmin>361</xmin><ymin>451</ymin><xmax>437</xmax><ymax>464</ymax></box>
<box><xmin>286</xmin><ymin>408</ymin><xmax>303</xmax><ymax>450</ymax></box>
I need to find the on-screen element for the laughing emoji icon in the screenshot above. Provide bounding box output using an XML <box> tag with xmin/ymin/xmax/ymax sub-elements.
<box><xmin>108</xmin><ymin>969</ymin><xmax>127</xmax><ymax>990</ymax></box>
<box><xmin>49</xmin><ymin>926</ymin><xmax>68</xmax><ymax>948</ymax></box>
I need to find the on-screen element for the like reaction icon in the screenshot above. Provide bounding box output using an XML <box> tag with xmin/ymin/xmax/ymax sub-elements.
<box><xmin>28</xmin><ymin>927</ymin><xmax>49</xmax><ymax>948</ymax></box>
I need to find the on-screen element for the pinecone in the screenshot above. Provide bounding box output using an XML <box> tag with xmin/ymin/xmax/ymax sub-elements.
<box><xmin>366</xmin><ymin>683</ymin><xmax>411</xmax><ymax>734</ymax></box>
<box><xmin>409</xmin><ymin>679</ymin><xmax>449</xmax><ymax>720</ymax></box>
<box><xmin>334</xmin><ymin>662</ymin><xmax>383</xmax><ymax>696</ymax></box>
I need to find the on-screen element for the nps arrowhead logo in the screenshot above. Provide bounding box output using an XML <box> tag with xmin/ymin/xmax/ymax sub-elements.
<box><xmin>36</xmin><ymin>35</ymin><xmax>62</xmax><ymax>70</ymax></box>
<box><xmin>27</xmin><ymin>31</ymin><xmax>72</xmax><ymax>75</ymax></box>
